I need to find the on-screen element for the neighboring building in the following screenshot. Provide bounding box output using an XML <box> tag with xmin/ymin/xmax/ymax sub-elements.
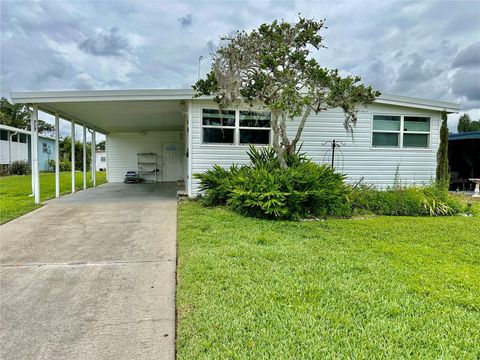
<box><xmin>0</xmin><ymin>124</ymin><xmax>56</xmax><ymax>172</ymax></box>
<box><xmin>448</xmin><ymin>131</ymin><xmax>480</xmax><ymax>191</ymax></box>
<box><xmin>10</xmin><ymin>90</ymin><xmax>460</xmax><ymax>196</ymax></box>
<box><xmin>96</xmin><ymin>150</ymin><xmax>107</xmax><ymax>171</ymax></box>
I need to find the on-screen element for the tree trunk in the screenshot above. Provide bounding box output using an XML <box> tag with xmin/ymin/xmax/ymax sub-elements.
<box><xmin>272</xmin><ymin>112</ymin><xmax>288</xmax><ymax>169</ymax></box>
<box><xmin>279</xmin><ymin>113</ymin><xmax>293</xmax><ymax>156</ymax></box>
<box><xmin>291</xmin><ymin>107</ymin><xmax>311</xmax><ymax>151</ymax></box>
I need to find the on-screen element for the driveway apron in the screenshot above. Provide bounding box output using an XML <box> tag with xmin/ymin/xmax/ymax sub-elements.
<box><xmin>0</xmin><ymin>183</ymin><xmax>177</xmax><ymax>360</ymax></box>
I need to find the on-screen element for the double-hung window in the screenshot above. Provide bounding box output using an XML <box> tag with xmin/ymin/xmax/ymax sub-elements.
<box><xmin>372</xmin><ymin>115</ymin><xmax>430</xmax><ymax>149</ymax></box>
<box><xmin>202</xmin><ymin>109</ymin><xmax>271</xmax><ymax>145</ymax></box>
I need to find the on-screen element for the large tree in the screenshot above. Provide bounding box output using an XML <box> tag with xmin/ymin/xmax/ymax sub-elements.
<box><xmin>0</xmin><ymin>97</ymin><xmax>55</xmax><ymax>134</ymax></box>
<box><xmin>193</xmin><ymin>17</ymin><xmax>380</xmax><ymax>168</ymax></box>
<box><xmin>457</xmin><ymin>113</ymin><xmax>480</xmax><ymax>133</ymax></box>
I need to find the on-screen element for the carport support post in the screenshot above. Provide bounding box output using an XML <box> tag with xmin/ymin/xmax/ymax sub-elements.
<box><xmin>83</xmin><ymin>122</ymin><xmax>87</xmax><ymax>190</ymax></box>
<box><xmin>55</xmin><ymin>113</ymin><xmax>60</xmax><ymax>198</ymax></box>
<box><xmin>31</xmin><ymin>105</ymin><xmax>40</xmax><ymax>204</ymax></box>
<box><xmin>92</xmin><ymin>129</ymin><xmax>96</xmax><ymax>186</ymax></box>
<box><xmin>71</xmin><ymin>120</ymin><xmax>75</xmax><ymax>193</ymax></box>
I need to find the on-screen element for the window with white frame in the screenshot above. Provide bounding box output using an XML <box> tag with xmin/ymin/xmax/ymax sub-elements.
<box><xmin>202</xmin><ymin>109</ymin><xmax>271</xmax><ymax>145</ymax></box>
<box><xmin>372</xmin><ymin>115</ymin><xmax>430</xmax><ymax>148</ymax></box>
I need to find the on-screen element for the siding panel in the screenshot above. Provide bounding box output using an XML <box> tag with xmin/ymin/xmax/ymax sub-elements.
<box><xmin>190</xmin><ymin>101</ymin><xmax>440</xmax><ymax>194</ymax></box>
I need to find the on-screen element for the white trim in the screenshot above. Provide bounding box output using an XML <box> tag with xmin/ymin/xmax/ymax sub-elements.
<box><xmin>31</xmin><ymin>105</ymin><xmax>40</xmax><ymax>204</ymax></box>
<box><xmin>187</xmin><ymin>100</ymin><xmax>193</xmax><ymax>197</ymax></box>
<box><xmin>71</xmin><ymin>120</ymin><xmax>75</xmax><ymax>193</ymax></box>
<box><xmin>82</xmin><ymin>122</ymin><xmax>87</xmax><ymax>190</ymax></box>
<box><xmin>55</xmin><ymin>113</ymin><xmax>60</xmax><ymax>198</ymax></box>
<box><xmin>10</xmin><ymin>89</ymin><xmax>460</xmax><ymax>113</ymax></box>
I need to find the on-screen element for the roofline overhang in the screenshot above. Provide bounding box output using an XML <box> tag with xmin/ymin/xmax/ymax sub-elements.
<box><xmin>10</xmin><ymin>88</ymin><xmax>461</xmax><ymax>114</ymax></box>
<box><xmin>0</xmin><ymin>123</ymin><xmax>55</xmax><ymax>139</ymax></box>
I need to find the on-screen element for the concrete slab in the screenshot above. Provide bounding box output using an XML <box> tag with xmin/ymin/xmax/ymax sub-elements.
<box><xmin>0</xmin><ymin>183</ymin><xmax>177</xmax><ymax>360</ymax></box>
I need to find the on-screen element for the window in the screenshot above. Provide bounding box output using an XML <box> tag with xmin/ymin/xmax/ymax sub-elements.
<box><xmin>0</xmin><ymin>130</ymin><xmax>7</xmax><ymax>141</ymax></box>
<box><xmin>403</xmin><ymin>116</ymin><xmax>430</xmax><ymax>148</ymax></box>
<box><xmin>202</xmin><ymin>108</ymin><xmax>271</xmax><ymax>145</ymax></box>
<box><xmin>372</xmin><ymin>115</ymin><xmax>430</xmax><ymax>149</ymax></box>
<box><xmin>100</xmin><ymin>156</ymin><xmax>106</xmax><ymax>162</ymax></box>
<box><xmin>11</xmin><ymin>134</ymin><xmax>18</xmax><ymax>142</ymax></box>
<box><xmin>19</xmin><ymin>134</ymin><xmax>27</xmax><ymax>143</ymax></box>
<box><xmin>202</xmin><ymin>109</ymin><xmax>235</xmax><ymax>144</ymax></box>
<box><xmin>239</xmin><ymin>111</ymin><xmax>271</xmax><ymax>145</ymax></box>
<box><xmin>42</xmin><ymin>142</ymin><xmax>48</xmax><ymax>153</ymax></box>
<box><xmin>372</xmin><ymin>115</ymin><xmax>400</xmax><ymax>147</ymax></box>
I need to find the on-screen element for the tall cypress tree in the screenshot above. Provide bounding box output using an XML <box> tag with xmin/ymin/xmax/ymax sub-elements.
<box><xmin>436</xmin><ymin>110</ymin><xmax>449</xmax><ymax>190</ymax></box>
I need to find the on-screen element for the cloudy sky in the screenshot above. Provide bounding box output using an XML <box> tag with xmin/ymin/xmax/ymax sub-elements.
<box><xmin>1</xmin><ymin>0</ymin><xmax>479</xmax><ymax>132</ymax></box>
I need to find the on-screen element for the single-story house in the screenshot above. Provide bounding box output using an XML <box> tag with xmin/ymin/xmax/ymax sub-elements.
<box><xmin>10</xmin><ymin>89</ymin><xmax>459</xmax><ymax>202</ymax></box>
<box><xmin>448</xmin><ymin>131</ymin><xmax>480</xmax><ymax>191</ymax></box>
<box><xmin>0</xmin><ymin>124</ymin><xmax>56</xmax><ymax>172</ymax></box>
<box><xmin>95</xmin><ymin>150</ymin><xmax>107</xmax><ymax>171</ymax></box>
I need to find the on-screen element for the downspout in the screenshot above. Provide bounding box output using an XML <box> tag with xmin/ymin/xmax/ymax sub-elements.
<box><xmin>8</xmin><ymin>131</ymin><xmax>18</xmax><ymax>173</ymax></box>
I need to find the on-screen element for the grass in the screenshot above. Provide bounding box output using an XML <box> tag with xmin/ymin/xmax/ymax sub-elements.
<box><xmin>0</xmin><ymin>171</ymin><xmax>106</xmax><ymax>224</ymax></box>
<box><xmin>177</xmin><ymin>201</ymin><xmax>480</xmax><ymax>359</ymax></box>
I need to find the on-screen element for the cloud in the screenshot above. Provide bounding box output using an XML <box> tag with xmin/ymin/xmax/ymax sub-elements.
<box><xmin>1</xmin><ymin>0</ymin><xmax>479</xmax><ymax>131</ymax></box>
<box><xmin>73</xmin><ymin>73</ymin><xmax>98</xmax><ymax>90</ymax></box>
<box><xmin>78</xmin><ymin>27</ymin><xmax>129</xmax><ymax>56</ymax></box>
<box><xmin>178</xmin><ymin>14</ymin><xmax>193</xmax><ymax>28</ymax></box>
<box><xmin>452</xmin><ymin>41</ymin><xmax>480</xmax><ymax>68</ymax></box>
<box><xmin>452</xmin><ymin>68</ymin><xmax>480</xmax><ymax>102</ymax></box>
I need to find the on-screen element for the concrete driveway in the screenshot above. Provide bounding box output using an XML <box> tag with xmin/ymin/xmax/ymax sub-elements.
<box><xmin>0</xmin><ymin>183</ymin><xmax>177</xmax><ymax>360</ymax></box>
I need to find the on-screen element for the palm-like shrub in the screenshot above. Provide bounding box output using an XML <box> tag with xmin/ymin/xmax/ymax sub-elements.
<box><xmin>195</xmin><ymin>146</ymin><xmax>350</xmax><ymax>219</ymax></box>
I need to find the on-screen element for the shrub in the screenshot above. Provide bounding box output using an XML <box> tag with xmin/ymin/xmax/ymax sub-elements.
<box><xmin>195</xmin><ymin>146</ymin><xmax>467</xmax><ymax>220</ymax></box>
<box><xmin>10</xmin><ymin>160</ymin><xmax>30</xmax><ymax>175</ymax></box>
<box><xmin>59</xmin><ymin>161</ymin><xmax>72</xmax><ymax>172</ymax></box>
<box><xmin>194</xmin><ymin>164</ymin><xmax>244</xmax><ymax>206</ymax></box>
<box><xmin>47</xmin><ymin>159</ymin><xmax>55</xmax><ymax>172</ymax></box>
<box><xmin>350</xmin><ymin>185</ymin><xmax>466</xmax><ymax>216</ymax></box>
<box><xmin>195</xmin><ymin>146</ymin><xmax>350</xmax><ymax>220</ymax></box>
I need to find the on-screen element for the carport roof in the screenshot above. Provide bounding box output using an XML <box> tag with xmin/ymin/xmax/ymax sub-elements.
<box><xmin>10</xmin><ymin>89</ymin><xmax>460</xmax><ymax>133</ymax></box>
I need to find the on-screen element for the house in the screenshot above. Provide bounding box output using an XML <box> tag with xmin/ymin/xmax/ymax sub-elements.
<box><xmin>448</xmin><ymin>131</ymin><xmax>480</xmax><ymax>191</ymax></box>
<box><xmin>0</xmin><ymin>124</ymin><xmax>56</xmax><ymax>172</ymax></box>
<box><xmin>10</xmin><ymin>89</ymin><xmax>460</xmax><ymax>202</ymax></box>
<box><xmin>96</xmin><ymin>150</ymin><xmax>107</xmax><ymax>171</ymax></box>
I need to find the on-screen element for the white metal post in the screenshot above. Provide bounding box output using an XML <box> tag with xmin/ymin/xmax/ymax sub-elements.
<box><xmin>32</xmin><ymin>105</ymin><xmax>40</xmax><ymax>204</ymax></box>
<box><xmin>71</xmin><ymin>120</ymin><xmax>75</xmax><ymax>193</ymax></box>
<box><xmin>92</xmin><ymin>129</ymin><xmax>96</xmax><ymax>187</ymax></box>
<box><xmin>29</xmin><ymin>111</ymin><xmax>34</xmax><ymax>196</ymax></box>
<box><xmin>83</xmin><ymin>122</ymin><xmax>87</xmax><ymax>190</ymax></box>
<box><xmin>55</xmin><ymin>113</ymin><xmax>60</xmax><ymax>198</ymax></box>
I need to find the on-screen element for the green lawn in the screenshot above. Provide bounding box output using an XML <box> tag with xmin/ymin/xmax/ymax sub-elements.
<box><xmin>177</xmin><ymin>201</ymin><xmax>480</xmax><ymax>359</ymax></box>
<box><xmin>0</xmin><ymin>171</ymin><xmax>106</xmax><ymax>224</ymax></box>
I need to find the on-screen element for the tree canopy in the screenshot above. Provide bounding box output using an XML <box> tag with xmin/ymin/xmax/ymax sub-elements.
<box><xmin>457</xmin><ymin>113</ymin><xmax>480</xmax><ymax>133</ymax></box>
<box><xmin>193</xmin><ymin>17</ymin><xmax>380</xmax><ymax>168</ymax></box>
<box><xmin>0</xmin><ymin>97</ymin><xmax>55</xmax><ymax>134</ymax></box>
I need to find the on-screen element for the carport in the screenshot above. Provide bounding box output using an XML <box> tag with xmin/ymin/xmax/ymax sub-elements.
<box><xmin>10</xmin><ymin>89</ymin><xmax>194</xmax><ymax>203</ymax></box>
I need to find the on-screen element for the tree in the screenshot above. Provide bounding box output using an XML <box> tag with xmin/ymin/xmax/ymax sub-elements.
<box><xmin>193</xmin><ymin>17</ymin><xmax>380</xmax><ymax>168</ymax></box>
<box><xmin>59</xmin><ymin>136</ymin><xmax>92</xmax><ymax>171</ymax></box>
<box><xmin>436</xmin><ymin>110</ymin><xmax>449</xmax><ymax>190</ymax></box>
<box><xmin>0</xmin><ymin>97</ymin><xmax>55</xmax><ymax>134</ymax></box>
<box><xmin>457</xmin><ymin>113</ymin><xmax>480</xmax><ymax>132</ymax></box>
<box><xmin>96</xmin><ymin>140</ymin><xmax>105</xmax><ymax>151</ymax></box>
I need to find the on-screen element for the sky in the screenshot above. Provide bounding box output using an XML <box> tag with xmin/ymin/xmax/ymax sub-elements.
<box><xmin>1</xmin><ymin>0</ymin><xmax>479</xmax><ymax>135</ymax></box>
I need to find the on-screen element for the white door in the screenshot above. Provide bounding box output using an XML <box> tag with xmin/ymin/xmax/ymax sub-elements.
<box><xmin>162</xmin><ymin>143</ymin><xmax>182</xmax><ymax>182</ymax></box>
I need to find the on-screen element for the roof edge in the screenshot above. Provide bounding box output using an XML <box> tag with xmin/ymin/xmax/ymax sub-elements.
<box><xmin>10</xmin><ymin>88</ymin><xmax>460</xmax><ymax>113</ymax></box>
